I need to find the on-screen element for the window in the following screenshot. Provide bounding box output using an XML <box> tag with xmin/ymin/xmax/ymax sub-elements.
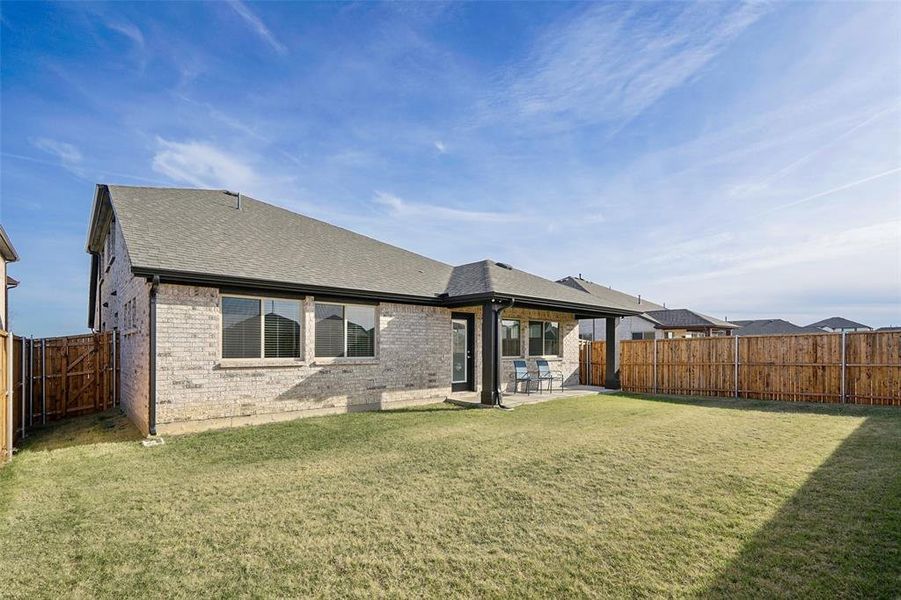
<box><xmin>528</xmin><ymin>320</ymin><xmax>559</xmax><ymax>356</ymax></box>
<box><xmin>501</xmin><ymin>319</ymin><xmax>521</xmax><ymax>357</ymax></box>
<box><xmin>631</xmin><ymin>331</ymin><xmax>655</xmax><ymax>340</ymax></box>
<box><xmin>315</xmin><ymin>302</ymin><xmax>376</xmax><ymax>358</ymax></box>
<box><xmin>123</xmin><ymin>297</ymin><xmax>137</xmax><ymax>331</ymax></box>
<box><xmin>221</xmin><ymin>296</ymin><xmax>301</xmax><ymax>359</ymax></box>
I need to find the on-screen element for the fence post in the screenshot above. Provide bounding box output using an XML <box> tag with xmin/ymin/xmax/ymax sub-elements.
<box><xmin>20</xmin><ymin>338</ymin><xmax>25</xmax><ymax>439</ymax></box>
<box><xmin>41</xmin><ymin>339</ymin><xmax>46</xmax><ymax>425</ymax></box>
<box><xmin>840</xmin><ymin>331</ymin><xmax>847</xmax><ymax>404</ymax></box>
<box><xmin>28</xmin><ymin>337</ymin><xmax>33</xmax><ymax>427</ymax></box>
<box><xmin>734</xmin><ymin>335</ymin><xmax>739</xmax><ymax>398</ymax></box>
<box><xmin>652</xmin><ymin>338</ymin><xmax>658</xmax><ymax>394</ymax></box>
<box><xmin>5</xmin><ymin>333</ymin><xmax>12</xmax><ymax>458</ymax></box>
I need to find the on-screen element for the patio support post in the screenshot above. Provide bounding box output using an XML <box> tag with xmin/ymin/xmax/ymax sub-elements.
<box><xmin>605</xmin><ymin>317</ymin><xmax>618</xmax><ymax>389</ymax></box>
<box><xmin>480</xmin><ymin>298</ymin><xmax>515</xmax><ymax>405</ymax></box>
<box><xmin>480</xmin><ymin>301</ymin><xmax>499</xmax><ymax>405</ymax></box>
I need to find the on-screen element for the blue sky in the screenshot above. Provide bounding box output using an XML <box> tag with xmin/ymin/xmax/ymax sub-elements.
<box><xmin>1</xmin><ymin>1</ymin><xmax>899</xmax><ymax>336</ymax></box>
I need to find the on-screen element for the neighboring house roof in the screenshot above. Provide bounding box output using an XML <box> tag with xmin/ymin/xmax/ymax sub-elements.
<box><xmin>558</xmin><ymin>276</ymin><xmax>737</xmax><ymax>330</ymax></box>
<box><xmin>85</xmin><ymin>185</ymin><xmax>639</xmax><ymax>325</ymax></box>
<box><xmin>557</xmin><ymin>276</ymin><xmax>664</xmax><ymax>312</ymax></box>
<box><xmin>808</xmin><ymin>317</ymin><xmax>871</xmax><ymax>330</ymax></box>
<box><xmin>0</xmin><ymin>225</ymin><xmax>19</xmax><ymax>263</ymax></box>
<box><xmin>731</xmin><ymin>319</ymin><xmax>822</xmax><ymax>336</ymax></box>
<box><xmin>643</xmin><ymin>308</ymin><xmax>737</xmax><ymax>330</ymax></box>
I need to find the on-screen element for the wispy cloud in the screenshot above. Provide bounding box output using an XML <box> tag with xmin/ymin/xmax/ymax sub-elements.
<box><xmin>30</xmin><ymin>137</ymin><xmax>83</xmax><ymax>174</ymax></box>
<box><xmin>101</xmin><ymin>19</ymin><xmax>144</xmax><ymax>47</ymax></box>
<box><xmin>762</xmin><ymin>166</ymin><xmax>901</xmax><ymax>215</ymax></box>
<box><xmin>373</xmin><ymin>191</ymin><xmax>525</xmax><ymax>223</ymax></box>
<box><xmin>227</xmin><ymin>0</ymin><xmax>287</xmax><ymax>55</ymax></box>
<box><xmin>487</xmin><ymin>2</ymin><xmax>768</xmax><ymax>132</ymax></box>
<box><xmin>152</xmin><ymin>138</ymin><xmax>260</xmax><ymax>190</ymax></box>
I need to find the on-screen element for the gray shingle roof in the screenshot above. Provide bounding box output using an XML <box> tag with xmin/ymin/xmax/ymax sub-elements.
<box><xmin>732</xmin><ymin>319</ymin><xmax>823</xmax><ymax>336</ymax></box>
<box><xmin>643</xmin><ymin>308</ymin><xmax>737</xmax><ymax>330</ymax></box>
<box><xmin>557</xmin><ymin>276</ymin><xmax>664</xmax><ymax>311</ymax></box>
<box><xmin>106</xmin><ymin>186</ymin><xmax>455</xmax><ymax>299</ymax></box>
<box><xmin>449</xmin><ymin>261</ymin><xmax>637</xmax><ymax>312</ymax></box>
<box><xmin>807</xmin><ymin>317</ymin><xmax>871</xmax><ymax>330</ymax></box>
<box><xmin>90</xmin><ymin>185</ymin><xmax>637</xmax><ymax>316</ymax></box>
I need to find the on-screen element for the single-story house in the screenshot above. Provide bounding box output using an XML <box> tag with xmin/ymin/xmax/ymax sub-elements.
<box><xmin>807</xmin><ymin>317</ymin><xmax>872</xmax><ymax>333</ymax></box>
<box><xmin>86</xmin><ymin>185</ymin><xmax>638</xmax><ymax>435</ymax></box>
<box><xmin>558</xmin><ymin>276</ymin><xmax>664</xmax><ymax>346</ymax></box>
<box><xmin>0</xmin><ymin>224</ymin><xmax>19</xmax><ymax>332</ymax></box>
<box><xmin>731</xmin><ymin>319</ymin><xmax>822</xmax><ymax>336</ymax></box>
<box><xmin>559</xmin><ymin>275</ymin><xmax>735</xmax><ymax>339</ymax></box>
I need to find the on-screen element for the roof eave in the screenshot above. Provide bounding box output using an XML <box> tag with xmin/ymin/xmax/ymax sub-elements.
<box><xmin>0</xmin><ymin>225</ymin><xmax>19</xmax><ymax>262</ymax></box>
<box><xmin>131</xmin><ymin>266</ymin><xmax>447</xmax><ymax>306</ymax></box>
<box><xmin>132</xmin><ymin>266</ymin><xmax>640</xmax><ymax>318</ymax></box>
<box><xmin>442</xmin><ymin>291</ymin><xmax>639</xmax><ymax>317</ymax></box>
<box><xmin>85</xmin><ymin>184</ymin><xmax>113</xmax><ymax>253</ymax></box>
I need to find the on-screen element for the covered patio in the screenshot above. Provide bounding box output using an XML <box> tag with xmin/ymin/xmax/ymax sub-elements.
<box><xmin>446</xmin><ymin>384</ymin><xmax>611</xmax><ymax>409</ymax></box>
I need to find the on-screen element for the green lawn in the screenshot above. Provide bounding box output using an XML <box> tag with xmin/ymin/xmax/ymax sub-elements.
<box><xmin>1</xmin><ymin>394</ymin><xmax>899</xmax><ymax>598</ymax></box>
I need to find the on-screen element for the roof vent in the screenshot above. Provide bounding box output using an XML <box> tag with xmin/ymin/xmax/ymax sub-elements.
<box><xmin>496</xmin><ymin>262</ymin><xmax>513</xmax><ymax>270</ymax></box>
<box><xmin>223</xmin><ymin>190</ymin><xmax>242</xmax><ymax>210</ymax></box>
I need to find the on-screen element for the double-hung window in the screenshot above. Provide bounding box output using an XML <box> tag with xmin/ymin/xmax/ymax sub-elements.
<box><xmin>528</xmin><ymin>320</ymin><xmax>559</xmax><ymax>356</ymax></box>
<box><xmin>221</xmin><ymin>296</ymin><xmax>302</xmax><ymax>359</ymax></box>
<box><xmin>501</xmin><ymin>319</ymin><xmax>521</xmax><ymax>357</ymax></box>
<box><xmin>314</xmin><ymin>302</ymin><xmax>376</xmax><ymax>358</ymax></box>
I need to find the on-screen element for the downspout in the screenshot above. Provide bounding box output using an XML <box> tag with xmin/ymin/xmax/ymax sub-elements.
<box><xmin>494</xmin><ymin>298</ymin><xmax>515</xmax><ymax>409</ymax></box>
<box><xmin>148</xmin><ymin>275</ymin><xmax>159</xmax><ymax>436</ymax></box>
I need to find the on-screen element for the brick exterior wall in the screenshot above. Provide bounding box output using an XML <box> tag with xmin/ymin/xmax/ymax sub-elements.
<box><xmin>497</xmin><ymin>307</ymin><xmax>580</xmax><ymax>391</ymax></box>
<box><xmin>95</xmin><ymin>219</ymin><xmax>151</xmax><ymax>434</ymax></box>
<box><xmin>154</xmin><ymin>286</ymin><xmax>453</xmax><ymax>432</ymax></box>
<box><xmin>150</xmin><ymin>286</ymin><xmax>580</xmax><ymax>433</ymax></box>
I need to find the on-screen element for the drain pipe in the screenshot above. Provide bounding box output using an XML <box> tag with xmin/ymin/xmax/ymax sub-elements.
<box><xmin>148</xmin><ymin>275</ymin><xmax>159</xmax><ymax>436</ymax></box>
<box><xmin>494</xmin><ymin>298</ymin><xmax>515</xmax><ymax>409</ymax></box>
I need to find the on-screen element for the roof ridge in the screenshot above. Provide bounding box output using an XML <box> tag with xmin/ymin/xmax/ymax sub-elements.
<box><xmin>482</xmin><ymin>260</ymin><xmax>497</xmax><ymax>294</ymax></box>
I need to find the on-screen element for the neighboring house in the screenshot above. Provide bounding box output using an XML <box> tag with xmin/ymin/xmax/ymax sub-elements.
<box><xmin>558</xmin><ymin>276</ymin><xmax>736</xmax><ymax>373</ymax></box>
<box><xmin>559</xmin><ymin>277</ymin><xmax>735</xmax><ymax>341</ymax></box>
<box><xmin>0</xmin><ymin>225</ymin><xmax>19</xmax><ymax>331</ymax></box>
<box><xmin>86</xmin><ymin>185</ymin><xmax>637</xmax><ymax>435</ymax></box>
<box><xmin>807</xmin><ymin>317</ymin><xmax>873</xmax><ymax>333</ymax></box>
<box><xmin>558</xmin><ymin>277</ymin><xmax>664</xmax><ymax>350</ymax></box>
<box><xmin>731</xmin><ymin>319</ymin><xmax>823</xmax><ymax>336</ymax></box>
<box><xmin>643</xmin><ymin>308</ymin><xmax>737</xmax><ymax>338</ymax></box>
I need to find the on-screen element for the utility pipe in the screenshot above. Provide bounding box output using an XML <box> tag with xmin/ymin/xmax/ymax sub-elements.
<box><xmin>148</xmin><ymin>276</ymin><xmax>159</xmax><ymax>436</ymax></box>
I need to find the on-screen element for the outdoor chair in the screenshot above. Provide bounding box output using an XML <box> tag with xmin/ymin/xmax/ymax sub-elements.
<box><xmin>536</xmin><ymin>359</ymin><xmax>564</xmax><ymax>392</ymax></box>
<box><xmin>511</xmin><ymin>360</ymin><xmax>535</xmax><ymax>395</ymax></box>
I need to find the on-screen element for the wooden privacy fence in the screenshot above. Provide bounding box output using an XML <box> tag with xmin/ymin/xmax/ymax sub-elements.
<box><xmin>620</xmin><ymin>331</ymin><xmax>901</xmax><ymax>406</ymax></box>
<box><xmin>11</xmin><ymin>331</ymin><xmax>119</xmax><ymax>444</ymax></box>
<box><xmin>1</xmin><ymin>331</ymin><xmax>11</xmax><ymax>463</ymax></box>
<box><xmin>578</xmin><ymin>340</ymin><xmax>606</xmax><ymax>386</ymax></box>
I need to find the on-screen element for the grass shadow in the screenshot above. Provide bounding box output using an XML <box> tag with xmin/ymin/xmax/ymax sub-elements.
<box><xmin>702</xmin><ymin>414</ymin><xmax>901</xmax><ymax>598</ymax></box>
<box><xmin>615</xmin><ymin>392</ymin><xmax>898</xmax><ymax>418</ymax></box>
<box><xmin>17</xmin><ymin>409</ymin><xmax>143</xmax><ymax>453</ymax></box>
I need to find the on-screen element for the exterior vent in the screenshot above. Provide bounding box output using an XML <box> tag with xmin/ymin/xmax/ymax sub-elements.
<box><xmin>496</xmin><ymin>262</ymin><xmax>513</xmax><ymax>270</ymax></box>
<box><xmin>223</xmin><ymin>190</ymin><xmax>242</xmax><ymax>210</ymax></box>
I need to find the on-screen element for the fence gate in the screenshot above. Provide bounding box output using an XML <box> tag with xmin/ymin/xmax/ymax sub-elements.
<box><xmin>579</xmin><ymin>340</ymin><xmax>606</xmax><ymax>386</ymax></box>
<box><xmin>12</xmin><ymin>331</ymin><xmax>119</xmax><ymax>443</ymax></box>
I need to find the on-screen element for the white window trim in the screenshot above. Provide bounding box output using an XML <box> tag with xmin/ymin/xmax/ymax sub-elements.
<box><xmin>219</xmin><ymin>293</ymin><xmax>304</xmax><ymax>362</ymax></box>
<box><xmin>527</xmin><ymin>320</ymin><xmax>561</xmax><ymax>357</ymax></box>
<box><xmin>313</xmin><ymin>301</ymin><xmax>378</xmax><ymax>360</ymax></box>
